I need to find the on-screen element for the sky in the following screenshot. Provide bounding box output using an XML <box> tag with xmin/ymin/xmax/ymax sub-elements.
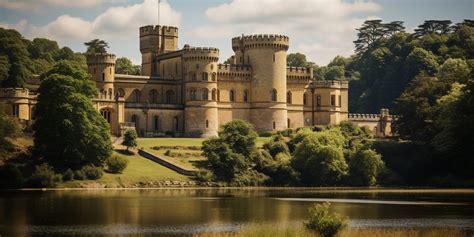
<box><xmin>0</xmin><ymin>0</ymin><xmax>472</xmax><ymax>66</ymax></box>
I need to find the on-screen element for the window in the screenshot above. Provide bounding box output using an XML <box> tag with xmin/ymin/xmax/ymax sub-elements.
<box><xmin>217</xmin><ymin>89</ymin><xmax>220</xmax><ymax>101</ymax></box>
<box><xmin>287</xmin><ymin>119</ymin><xmax>291</xmax><ymax>128</ymax></box>
<box><xmin>339</xmin><ymin>95</ymin><xmax>342</xmax><ymax>107</ymax></box>
<box><xmin>229</xmin><ymin>90</ymin><xmax>235</xmax><ymax>102</ymax></box>
<box><xmin>110</xmin><ymin>68</ymin><xmax>112</xmax><ymax>74</ymax></box>
<box><xmin>273</xmin><ymin>54</ymin><xmax>275</xmax><ymax>62</ymax></box>
<box><xmin>116</xmin><ymin>88</ymin><xmax>125</xmax><ymax>98</ymax></box>
<box><xmin>303</xmin><ymin>93</ymin><xmax>307</xmax><ymax>105</ymax></box>
<box><xmin>12</xmin><ymin>104</ymin><xmax>19</xmax><ymax>117</ymax></box>
<box><xmin>243</xmin><ymin>90</ymin><xmax>248</xmax><ymax>102</ymax></box>
<box><xmin>131</xmin><ymin>115</ymin><xmax>139</xmax><ymax>130</ymax></box>
<box><xmin>331</xmin><ymin>95</ymin><xmax>336</xmax><ymax>106</ymax></box>
<box><xmin>210</xmin><ymin>64</ymin><xmax>214</xmax><ymax>70</ymax></box>
<box><xmin>190</xmin><ymin>89</ymin><xmax>197</xmax><ymax>100</ymax></box>
<box><xmin>271</xmin><ymin>89</ymin><xmax>277</xmax><ymax>102</ymax></box>
<box><xmin>175</xmin><ymin>63</ymin><xmax>178</xmax><ymax>73</ymax></box>
<box><xmin>149</xmin><ymin>90</ymin><xmax>158</xmax><ymax>103</ymax></box>
<box><xmin>191</xmin><ymin>73</ymin><xmax>197</xmax><ymax>81</ymax></box>
<box><xmin>132</xmin><ymin>89</ymin><xmax>141</xmax><ymax>102</ymax></box>
<box><xmin>202</xmin><ymin>88</ymin><xmax>209</xmax><ymax>100</ymax></box>
<box><xmin>272</xmin><ymin>121</ymin><xmax>276</xmax><ymax>130</ymax></box>
<box><xmin>100</xmin><ymin>109</ymin><xmax>111</xmax><ymax>123</ymax></box>
<box><xmin>316</xmin><ymin>95</ymin><xmax>321</xmax><ymax>106</ymax></box>
<box><xmin>206</xmin><ymin>120</ymin><xmax>209</xmax><ymax>128</ymax></box>
<box><xmin>108</xmin><ymin>88</ymin><xmax>113</xmax><ymax>99</ymax></box>
<box><xmin>166</xmin><ymin>90</ymin><xmax>174</xmax><ymax>104</ymax></box>
<box><xmin>212</xmin><ymin>73</ymin><xmax>216</xmax><ymax>81</ymax></box>
<box><xmin>212</xmin><ymin>89</ymin><xmax>216</xmax><ymax>101</ymax></box>
<box><xmin>287</xmin><ymin>91</ymin><xmax>292</xmax><ymax>104</ymax></box>
<box><xmin>154</xmin><ymin>115</ymin><xmax>160</xmax><ymax>131</ymax></box>
<box><xmin>202</xmin><ymin>72</ymin><xmax>208</xmax><ymax>81</ymax></box>
<box><xmin>174</xmin><ymin>116</ymin><xmax>179</xmax><ymax>131</ymax></box>
<box><xmin>102</xmin><ymin>73</ymin><xmax>105</xmax><ymax>81</ymax></box>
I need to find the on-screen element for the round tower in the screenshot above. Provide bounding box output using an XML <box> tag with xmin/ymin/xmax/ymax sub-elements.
<box><xmin>182</xmin><ymin>46</ymin><xmax>219</xmax><ymax>137</ymax></box>
<box><xmin>86</xmin><ymin>53</ymin><xmax>116</xmax><ymax>99</ymax></box>
<box><xmin>233</xmin><ymin>34</ymin><xmax>289</xmax><ymax>132</ymax></box>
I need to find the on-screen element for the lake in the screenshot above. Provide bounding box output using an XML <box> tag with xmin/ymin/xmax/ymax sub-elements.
<box><xmin>0</xmin><ymin>188</ymin><xmax>473</xmax><ymax>236</ymax></box>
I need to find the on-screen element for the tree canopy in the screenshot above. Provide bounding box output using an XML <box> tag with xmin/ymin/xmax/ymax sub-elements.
<box><xmin>115</xmin><ymin>57</ymin><xmax>141</xmax><ymax>75</ymax></box>
<box><xmin>84</xmin><ymin>39</ymin><xmax>109</xmax><ymax>54</ymax></box>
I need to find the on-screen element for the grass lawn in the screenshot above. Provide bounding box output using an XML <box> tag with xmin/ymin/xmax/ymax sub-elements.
<box><xmin>138</xmin><ymin>137</ymin><xmax>272</xmax><ymax>149</ymax></box>
<box><xmin>60</xmin><ymin>151</ymin><xmax>190</xmax><ymax>188</ymax></box>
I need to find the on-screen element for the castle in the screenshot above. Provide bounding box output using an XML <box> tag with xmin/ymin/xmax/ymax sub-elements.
<box><xmin>0</xmin><ymin>24</ymin><xmax>396</xmax><ymax>137</ymax></box>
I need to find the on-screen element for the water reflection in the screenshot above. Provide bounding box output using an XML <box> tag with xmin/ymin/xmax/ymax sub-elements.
<box><xmin>0</xmin><ymin>188</ymin><xmax>473</xmax><ymax>236</ymax></box>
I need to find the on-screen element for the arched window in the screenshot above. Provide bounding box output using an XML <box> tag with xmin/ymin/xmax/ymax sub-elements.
<box><xmin>273</xmin><ymin>121</ymin><xmax>276</xmax><ymax>129</ymax></box>
<box><xmin>202</xmin><ymin>88</ymin><xmax>209</xmax><ymax>100</ymax></box>
<box><xmin>166</xmin><ymin>90</ymin><xmax>174</xmax><ymax>104</ymax></box>
<box><xmin>100</xmin><ymin>89</ymin><xmax>106</xmax><ymax>99</ymax></box>
<box><xmin>243</xmin><ymin>90</ymin><xmax>248</xmax><ymax>102</ymax></box>
<box><xmin>191</xmin><ymin>72</ymin><xmax>197</xmax><ymax>81</ymax></box>
<box><xmin>132</xmin><ymin>89</ymin><xmax>141</xmax><ymax>102</ymax></box>
<box><xmin>339</xmin><ymin>95</ymin><xmax>342</xmax><ymax>107</ymax></box>
<box><xmin>100</xmin><ymin>109</ymin><xmax>111</xmax><ymax>123</ymax></box>
<box><xmin>229</xmin><ymin>89</ymin><xmax>235</xmax><ymax>102</ymax></box>
<box><xmin>190</xmin><ymin>89</ymin><xmax>197</xmax><ymax>100</ymax></box>
<box><xmin>303</xmin><ymin>93</ymin><xmax>307</xmax><ymax>105</ymax></box>
<box><xmin>202</xmin><ymin>72</ymin><xmax>208</xmax><ymax>81</ymax></box>
<box><xmin>212</xmin><ymin>73</ymin><xmax>217</xmax><ymax>81</ymax></box>
<box><xmin>217</xmin><ymin>89</ymin><xmax>220</xmax><ymax>101</ymax></box>
<box><xmin>131</xmin><ymin>114</ymin><xmax>139</xmax><ymax>130</ymax></box>
<box><xmin>206</xmin><ymin>120</ymin><xmax>209</xmax><ymax>128</ymax></box>
<box><xmin>153</xmin><ymin>115</ymin><xmax>160</xmax><ymax>131</ymax></box>
<box><xmin>287</xmin><ymin>91</ymin><xmax>292</xmax><ymax>104</ymax></box>
<box><xmin>108</xmin><ymin>88</ymin><xmax>113</xmax><ymax>100</ymax></box>
<box><xmin>212</xmin><ymin>89</ymin><xmax>216</xmax><ymax>101</ymax></box>
<box><xmin>116</xmin><ymin>88</ymin><xmax>125</xmax><ymax>98</ymax></box>
<box><xmin>271</xmin><ymin>89</ymin><xmax>277</xmax><ymax>102</ymax></box>
<box><xmin>149</xmin><ymin>89</ymin><xmax>158</xmax><ymax>103</ymax></box>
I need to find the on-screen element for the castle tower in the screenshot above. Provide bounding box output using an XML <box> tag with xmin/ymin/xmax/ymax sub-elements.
<box><xmin>139</xmin><ymin>25</ymin><xmax>179</xmax><ymax>76</ymax></box>
<box><xmin>86</xmin><ymin>53</ymin><xmax>116</xmax><ymax>99</ymax></box>
<box><xmin>232</xmin><ymin>34</ymin><xmax>290</xmax><ymax>132</ymax></box>
<box><xmin>182</xmin><ymin>46</ymin><xmax>219</xmax><ymax>137</ymax></box>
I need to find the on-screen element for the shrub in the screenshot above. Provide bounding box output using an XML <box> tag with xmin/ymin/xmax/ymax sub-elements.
<box><xmin>81</xmin><ymin>165</ymin><xmax>103</xmax><ymax>180</ymax></box>
<box><xmin>0</xmin><ymin>163</ymin><xmax>23</xmax><ymax>188</ymax></box>
<box><xmin>349</xmin><ymin>149</ymin><xmax>385</xmax><ymax>186</ymax></box>
<box><xmin>305</xmin><ymin>202</ymin><xmax>347</xmax><ymax>237</ymax></box>
<box><xmin>195</xmin><ymin>171</ymin><xmax>213</xmax><ymax>182</ymax></box>
<box><xmin>29</xmin><ymin>163</ymin><xmax>58</xmax><ymax>188</ymax></box>
<box><xmin>122</xmin><ymin>129</ymin><xmax>138</xmax><ymax>151</ymax></box>
<box><xmin>62</xmin><ymin>169</ymin><xmax>74</xmax><ymax>181</ymax></box>
<box><xmin>106</xmin><ymin>155</ymin><xmax>129</xmax><ymax>173</ymax></box>
<box><xmin>74</xmin><ymin>169</ymin><xmax>86</xmax><ymax>180</ymax></box>
<box><xmin>263</xmin><ymin>140</ymin><xmax>290</xmax><ymax>157</ymax></box>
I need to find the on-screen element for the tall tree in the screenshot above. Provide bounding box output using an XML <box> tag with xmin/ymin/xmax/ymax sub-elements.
<box><xmin>115</xmin><ymin>57</ymin><xmax>140</xmax><ymax>75</ymax></box>
<box><xmin>33</xmin><ymin>61</ymin><xmax>112</xmax><ymax>168</ymax></box>
<box><xmin>287</xmin><ymin>53</ymin><xmax>310</xmax><ymax>67</ymax></box>
<box><xmin>0</xmin><ymin>28</ymin><xmax>32</xmax><ymax>88</ymax></box>
<box><xmin>414</xmin><ymin>20</ymin><xmax>453</xmax><ymax>37</ymax></box>
<box><xmin>353</xmin><ymin>20</ymin><xmax>386</xmax><ymax>54</ymax></box>
<box><xmin>84</xmin><ymin>39</ymin><xmax>109</xmax><ymax>54</ymax></box>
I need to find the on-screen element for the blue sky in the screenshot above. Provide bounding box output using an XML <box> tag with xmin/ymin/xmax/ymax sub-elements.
<box><xmin>0</xmin><ymin>0</ymin><xmax>472</xmax><ymax>65</ymax></box>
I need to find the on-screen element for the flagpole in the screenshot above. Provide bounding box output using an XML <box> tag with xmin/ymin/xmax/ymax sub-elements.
<box><xmin>157</xmin><ymin>0</ymin><xmax>160</xmax><ymax>26</ymax></box>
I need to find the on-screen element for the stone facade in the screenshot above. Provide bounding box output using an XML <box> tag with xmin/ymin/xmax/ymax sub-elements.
<box><xmin>0</xmin><ymin>24</ymin><xmax>361</xmax><ymax>138</ymax></box>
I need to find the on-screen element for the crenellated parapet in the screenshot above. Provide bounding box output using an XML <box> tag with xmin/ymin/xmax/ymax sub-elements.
<box><xmin>232</xmin><ymin>34</ymin><xmax>289</xmax><ymax>51</ymax></box>
<box><xmin>287</xmin><ymin>66</ymin><xmax>313</xmax><ymax>82</ymax></box>
<box><xmin>311</xmin><ymin>80</ymin><xmax>349</xmax><ymax>89</ymax></box>
<box><xmin>217</xmin><ymin>64</ymin><xmax>252</xmax><ymax>79</ymax></box>
<box><xmin>161</xmin><ymin>26</ymin><xmax>178</xmax><ymax>37</ymax></box>
<box><xmin>0</xmin><ymin>88</ymin><xmax>31</xmax><ymax>99</ymax></box>
<box><xmin>182</xmin><ymin>46</ymin><xmax>219</xmax><ymax>61</ymax></box>
<box><xmin>86</xmin><ymin>53</ymin><xmax>116</xmax><ymax>66</ymax></box>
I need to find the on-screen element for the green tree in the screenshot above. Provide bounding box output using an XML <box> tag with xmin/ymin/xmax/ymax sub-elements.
<box><xmin>287</xmin><ymin>53</ymin><xmax>309</xmax><ymax>67</ymax></box>
<box><xmin>28</xmin><ymin>38</ymin><xmax>60</xmax><ymax>61</ymax></box>
<box><xmin>84</xmin><ymin>39</ymin><xmax>109</xmax><ymax>53</ymax></box>
<box><xmin>106</xmin><ymin>155</ymin><xmax>129</xmax><ymax>173</ymax></box>
<box><xmin>122</xmin><ymin>129</ymin><xmax>138</xmax><ymax>151</ymax></box>
<box><xmin>0</xmin><ymin>102</ymin><xmax>20</xmax><ymax>158</ymax></box>
<box><xmin>349</xmin><ymin>149</ymin><xmax>384</xmax><ymax>186</ymax></box>
<box><xmin>115</xmin><ymin>57</ymin><xmax>140</xmax><ymax>75</ymax></box>
<box><xmin>437</xmin><ymin>58</ymin><xmax>470</xmax><ymax>84</ymax></box>
<box><xmin>414</xmin><ymin>20</ymin><xmax>453</xmax><ymax>37</ymax></box>
<box><xmin>0</xmin><ymin>28</ymin><xmax>32</xmax><ymax>88</ymax></box>
<box><xmin>305</xmin><ymin>202</ymin><xmax>347</xmax><ymax>237</ymax></box>
<box><xmin>219</xmin><ymin>120</ymin><xmax>257</xmax><ymax>157</ymax></box>
<box><xmin>0</xmin><ymin>55</ymin><xmax>11</xmax><ymax>82</ymax></box>
<box><xmin>325</xmin><ymin>66</ymin><xmax>345</xmax><ymax>80</ymax></box>
<box><xmin>405</xmin><ymin>47</ymin><xmax>439</xmax><ymax>78</ymax></box>
<box><xmin>33</xmin><ymin>61</ymin><xmax>112</xmax><ymax>168</ymax></box>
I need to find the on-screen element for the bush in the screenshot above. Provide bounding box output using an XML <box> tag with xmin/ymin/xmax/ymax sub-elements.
<box><xmin>263</xmin><ymin>140</ymin><xmax>290</xmax><ymax>157</ymax></box>
<box><xmin>106</xmin><ymin>155</ymin><xmax>129</xmax><ymax>173</ymax></box>
<box><xmin>81</xmin><ymin>165</ymin><xmax>103</xmax><ymax>180</ymax></box>
<box><xmin>0</xmin><ymin>163</ymin><xmax>23</xmax><ymax>188</ymax></box>
<box><xmin>29</xmin><ymin>163</ymin><xmax>58</xmax><ymax>188</ymax></box>
<box><xmin>74</xmin><ymin>169</ymin><xmax>86</xmax><ymax>180</ymax></box>
<box><xmin>305</xmin><ymin>202</ymin><xmax>347</xmax><ymax>237</ymax></box>
<box><xmin>195</xmin><ymin>171</ymin><xmax>213</xmax><ymax>182</ymax></box>
<box><xmin>349</xmin><ymin>149</ymin><xmax>385</xmax><ymax>186</ymax></box>
<box><xmin>122</xmin><ymin>129</ymin><xmax>138</xmax><ymax>151</ymax></box>
<box><xmin>62</xmin><ymin>169</ymin><xmax>74</xmax><ymax>181</ymax></box>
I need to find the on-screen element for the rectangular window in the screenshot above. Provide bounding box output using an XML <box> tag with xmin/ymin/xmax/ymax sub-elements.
<box><xmin>339</xmin><ymin>95</ymin><xmax>342</xmax><ymax>107</ymax></box>
<box><xmin>102</xmin><ymin>73</ymin><xmax>105</xmax><ymax>81</ymax></box>
<box><xmin>331</xmin><ymin>95</ymin><xmax>336</xmax><ymax>106</ymax></box>
<box><xmin>12</xmin><ymin>104</ymin><xmax>19</xmax><ymax>117</ymax></box>
<box><xmin>316</xmin><ymin>95</ymin><xmax>321</xmax><ymax>106</ymax></box>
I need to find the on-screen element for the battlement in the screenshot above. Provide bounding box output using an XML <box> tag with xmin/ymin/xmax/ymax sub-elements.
<box><xmin>139</xmin><ymin>25</ymin><xmax>161</xmax><ymax>36</ymax></box>
<box><xmin>311</xmin><ymin>80</ymin><xmax>349</xmax><ymax>89</ymax></box>
<box><xmin>0</xmin><ymin>88</ymin><xmax>30</xmax><ymax>98</ymax></box>
<box><xmin>232</xmin><ymin>34</ymin><xmax>289</xmax><ymax>51</ymax></box>
<box><xmin>287</xmin><ymin>66</ymin><xmax>313</xmax><ymax>78</ymax></box>
<box><xmin>182</xmin><ymin>46</ymin><xmax>219</xmax><ymax>61</ymax></box>
<box><xmin>162</xmin><ymin>26</ymin><xmax>178</xmax><ymax>37</ymax></box>
<box><xmin>217</xmin><ymin>64</ymin><xmax>252</xmax><ymax>77</ymax></box>
<box><xmin>349</xmin><ymin>113</ymin><xmax>399</xmax><ymax>121</ymax></box>
<box><xmin>86</xmin><ymin>53</ymin><xmax>116</xmax><ymax>65</ymax></box>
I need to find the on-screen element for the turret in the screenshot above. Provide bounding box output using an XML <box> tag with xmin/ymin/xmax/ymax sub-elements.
<box><xmin>232</xmin><ymin>34</ymin><xmax>290</xmax><ymax>132</ymax></box>
<box><xmin>86</xmin><ymin>53</ymin><xmax>116</xmax><ymax>100</ymax></box>
<box><xmin>139</xmin><ymin>25</ymin><xmax>179</xmax><ymax>76</ymax></box>
<box><xmin>182</xmin><ymin>46</ymin><xmax>220</xmax><ymax>137</ymax></box>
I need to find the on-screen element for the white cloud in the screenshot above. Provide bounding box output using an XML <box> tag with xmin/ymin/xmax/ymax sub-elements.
<box><xmin>194</xmin><ymin>0</ymin><xmax>383</xmax><ymax>65</ymax></box>
<box><xmin>28</xmin><ymin>0</ymin><xmax>180</xmax><ymax>41</ymax></box>
<box><xmin>0</xmin><ymin>0</ymin><xmax>125</xmax><ymax>11</ymax></box>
